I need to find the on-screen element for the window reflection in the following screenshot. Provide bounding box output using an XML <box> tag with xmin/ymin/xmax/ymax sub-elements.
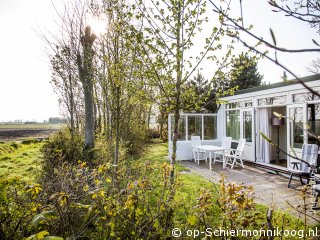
<box><xmin>226</xmin><ymin>110</ymin><xmax>240</xmax><ymax>140</ymax></box>
<box><xmin>188</xmin><ymin>116</ymin><xmax>202</xmax><ymax>140</ymax></box>
<box><xmin>308</xmin><ymin>103</ymin><xmax>320</xmax><ymax>146</ymax></box>
<box><xmin>258</xmin><ymin>96</ymin><xmax>287</xmax><ymax>106</ymax></box>
<box><xmin>243</xmin><ymin>111</ymin><xmax>252</xmax><ymax>142</ymax></box>
<box><xmin>204</xmin><ymin>116</ymin><xmax>217</xmax><ymax>140</ymax></box>
<box><xmin>289</xmin><ymin>107</ymin><xmax>303</xmax><ymax>148</ymax></box>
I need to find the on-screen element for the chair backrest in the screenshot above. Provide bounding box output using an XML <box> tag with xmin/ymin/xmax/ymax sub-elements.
<box><xmin>302</xmin><ymin>144</ymin><xmax>319</xmax><ymax>168</ymax></box>
<box><xmin>191</xmin><ymin>136</ymin><xmax>201</xmax><ymax>147</ymax></box>
<box><xmin>236</xmin><ymin>138</ymin><xmax>246</xmax><ymax>154</ymax></box>
<box><xmin>221</xmin><ymin>137</ymin><xmax>232</xmax><ymax>148</ymax></box>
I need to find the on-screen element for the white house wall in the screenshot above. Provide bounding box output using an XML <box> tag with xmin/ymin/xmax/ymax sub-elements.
<box><xmin>220</xmin><ymin>78</ymin><xmax>320</xmax><ymax>164</ymax></box>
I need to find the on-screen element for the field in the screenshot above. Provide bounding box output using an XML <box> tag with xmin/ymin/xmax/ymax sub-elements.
<box><xmin>0</xmin><ymin>124</ymin><xmax>62</xmax><ymax>179</ymax></box>
<box><xmin>0</xmin><ymin>123</ymin><xmax>62</xmax><ymax>142</ymax></box>
<box><xmin>0</xmin><ymin>141</ymin><xmax>43</xmax><ymax>180</ymax></box>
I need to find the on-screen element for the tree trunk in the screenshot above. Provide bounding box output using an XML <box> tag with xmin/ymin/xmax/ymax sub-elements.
<box><xmin>77</xmin><ymin>26</ymin><xmax>96</xmax><ymax>159</ymax></box>
<box><xmin>68</xmin><ymin>74</ymin><xmax>75</xmax><ymax>138</ymax></box>
<box><xmin>114</xmin><ymin>86</ymin><xmax>120</xmax><ymax>165</ymax></box>
<box><xmin>170</xmin><ymin>2</ymin><xmax>183</xmax><ymax>185</ymax></box>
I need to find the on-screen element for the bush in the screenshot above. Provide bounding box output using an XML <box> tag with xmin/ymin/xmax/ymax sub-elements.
<box><xmin>0</xmin><ymin>177</ymin><xmax>35</xmax><ymax>239</ymax></box>
<box><xmin>21</xmin><ymin>139</ymin><xmax>40</xmax><ymax>145</ymax></box>
<box><xmin>41</xmin><ymin>128</ymin><xmax>83</xmax><ymax>176</ymax></box>
<box><xmin>123</xmin><ymin>124</ymin><xmax>147</xmax><ymax>157</ymax></box>
<box><xmin>147</xmin><ymin>128</ymin><xmax>160</xmax><ymax>140</ymax></box>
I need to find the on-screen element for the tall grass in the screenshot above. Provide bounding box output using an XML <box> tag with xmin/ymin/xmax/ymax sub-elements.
<box><xmin>0</xmin><ymin>141</ymin><xmax>43</xmax><ymax>180</ymax></box>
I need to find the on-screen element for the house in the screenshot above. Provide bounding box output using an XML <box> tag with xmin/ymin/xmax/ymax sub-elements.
<box><xmin>168</xmin><ymin>74</ymin><xmax>320</xmax><ymax>171</ymax></box>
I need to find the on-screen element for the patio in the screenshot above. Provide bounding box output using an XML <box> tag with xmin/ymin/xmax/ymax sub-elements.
<box><xmin>179</xmin><ymin>160</ymin><xmax>320</xmax><ymax>225</ymax></box>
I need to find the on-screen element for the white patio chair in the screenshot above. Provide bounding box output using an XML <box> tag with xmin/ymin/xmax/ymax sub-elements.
<box><xmin>223</xmin><ymin>138</ymin><xmax>246</xmax><ymax>169</ymax></box>
<box><xmin>191</xmin><ymin>136</ymin><xmax>206</xmax><ymax>164</ymax></box>
<box><xmin>288</xmin><ymin>144</ymin><xmax>319</xmax><ymax>189</ymax></box>
<box><xmin>213</xmin><ymin>137</ymin><xmax>232</xmax><ymax>163</ymax></box>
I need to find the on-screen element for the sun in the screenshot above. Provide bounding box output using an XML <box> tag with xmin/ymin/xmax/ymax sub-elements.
<box><xmin>87</xmin><ymin>16</ymin><xmax>106</xmax><ymax>36</ymax></box>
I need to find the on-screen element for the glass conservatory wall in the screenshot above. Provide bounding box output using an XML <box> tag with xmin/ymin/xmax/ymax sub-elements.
<box><xmin>168</xmin><ymin>113</ymin><xmax>219</xmax><ymax>160</ymax></box>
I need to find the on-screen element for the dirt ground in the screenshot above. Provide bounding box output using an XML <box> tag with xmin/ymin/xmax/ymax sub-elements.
<box><xmin>0</xmin><ymin>125</ymin><xmax>61</xmax><ymax>142</ymax></box>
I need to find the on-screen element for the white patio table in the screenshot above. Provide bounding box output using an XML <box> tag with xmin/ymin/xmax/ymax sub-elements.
<box><xmin>194</xmin><ymin>145</ymin><xmax>230</xmax><ymax>170</ymax></box>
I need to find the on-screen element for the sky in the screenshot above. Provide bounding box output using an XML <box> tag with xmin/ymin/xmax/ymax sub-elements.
<box><xmin>0</xmin><ymin>0</ymin><xmax>319</xmax><ymax>122</ymax></box>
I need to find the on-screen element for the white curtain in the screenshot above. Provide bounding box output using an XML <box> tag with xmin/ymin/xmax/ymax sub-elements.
<box><xmin>258</xmin><ymin>108</ymin><xmax>271</xmax><ymax>164</ymax></box>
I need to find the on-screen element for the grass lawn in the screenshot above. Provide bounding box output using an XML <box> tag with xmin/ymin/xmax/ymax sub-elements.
<box><xmin>0</xmin><ymin>141</ymin><xmax>43</xmax><ymax>181</ymax></box>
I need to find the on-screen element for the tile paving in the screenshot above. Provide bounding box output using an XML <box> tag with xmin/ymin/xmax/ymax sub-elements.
<box><xmin>179</xmin><ymin>160</ymin><xmax>320</xmax><ymax>225</ymax></box>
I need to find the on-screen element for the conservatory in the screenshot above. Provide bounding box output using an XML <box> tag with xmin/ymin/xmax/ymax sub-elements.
<box><xmin>168</xmin><ymin>113</ymin><xmax>223</xmax><ymax>160</ymax></box>
<box><xmin>168</xmin><ymin>74</ymin><xmax>320</xmax><ymax>171</ymax></box>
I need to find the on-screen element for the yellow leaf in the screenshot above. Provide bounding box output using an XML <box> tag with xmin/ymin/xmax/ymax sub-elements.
<box><xmin>36</xmin><ymin>230</ymin><xmax>49</xmax><ymax>239</ymax></box>
<box><xmin>187</xmin><ymin>215</ymin><xmax>198</xmax><ymax>226</ymax></box>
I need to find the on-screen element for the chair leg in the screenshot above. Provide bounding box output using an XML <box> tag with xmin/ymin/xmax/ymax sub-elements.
<box><xmin>299</xmin><ymin>175</ymin><xmax>304</xmax><ymax>185</ymax></box>
<box><xmin>231</xmin><ymin>156</ymin><xmax>236</xmax><ymax>169</ymax></box>
<box><xmin>288</xmin><ymin>173</ymin><xmax>294</xmax><ymax>188</ymax></box>
<box><xmin>239</xmin><ymin>157</ymin><xmax>244</xmax><ymax>168</ymax></box>
<box><xmin>223</xmin><ymin>156</ymin><xmax>226</xmax><ymax>169</ymax></box>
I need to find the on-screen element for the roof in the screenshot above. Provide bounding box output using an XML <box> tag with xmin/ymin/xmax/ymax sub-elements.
<box><xmin>233</xmin><ymin>74</ymin><xmax>320</xmax><ymax>96</ymax></box>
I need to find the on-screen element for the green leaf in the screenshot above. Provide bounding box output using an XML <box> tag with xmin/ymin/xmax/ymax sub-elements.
<box><xmin>259</xmin><ymin>131</ymin><xmax>272</xmax><ymax>143</ymax></box>
<box><xmin>44</xmin><ymin>236</ymin><xmax>64</xmax><ymax>240</ymax></box>
<box><xmin>187</xmin><ymin>215</ymin><xmax>198</xmax><ymax>226</ymax></box>
<box><xmin>273</xmin><ymin>112</ymin><xmax>282</xmax><ymax>118</ymax></box>
<box><xmin>36</xmin><ymin>230</ymin><xmax>49</xmax><ymax>239</ymax></box>
<box><xmin>31</xmin><ymin>211</ymin><xmax>55</xmax><ymax>227</ymax></box>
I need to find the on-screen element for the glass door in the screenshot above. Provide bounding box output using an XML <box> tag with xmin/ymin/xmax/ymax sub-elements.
<box><xmin>240</xmin><ymin>108</ymin><xmax>254</xmax><ymax>161</ymax></box>
<box><xmin>241</xmin><ymin>109</ymin><xmax>253</xmax><ymax>143</ymax></box>
<box><xmin>286</xmin><ymin>103</ymin><xmax>307</xmax><ymax>169</ymax></box>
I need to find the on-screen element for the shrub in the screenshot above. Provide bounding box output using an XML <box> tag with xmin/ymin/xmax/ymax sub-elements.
<box><xmin>147</xmin><ymin>128</ymin><xmax>160</xmax><ymax>140</ymax></box>
<box><xmin>123</xmin><ymin>124</ymin><xmax>147</xmax><ymax>157</ymax></box>
<box><xmin>21</xmin><ymin>139</ymin><xmax>40</xmax><ymax>145</ymax></box>
<box><xmin>41</xmin><ymin>128</ymin><xmax>83</xmax><ymax>175</ymax></box>
<box><xmin>0</xmin><ymin>177</ymin><xmax>34</xmax><ymax>239</ymax></box>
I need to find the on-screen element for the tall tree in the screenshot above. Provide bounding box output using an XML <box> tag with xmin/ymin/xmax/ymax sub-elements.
<box><xmin>137</xmin><ymin>0</ymin><xmax>233</xmax><ymax>183</ymax></box>
<box><xmin>182</xmin><ymin>71</ymin><xmax>211</xmax><ymax>112</ymax></box>
<box><xmin>228</xmin><ymin>53</ymin><xmax>263</xmax><ymax>90</ymax></box>
<box><xmin>77</xmin><ymin>26</ymin><xmax>97</xmax><ymax>156</ymax></box>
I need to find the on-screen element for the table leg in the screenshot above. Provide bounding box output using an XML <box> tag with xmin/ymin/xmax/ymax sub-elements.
<box><xmin>209</xmin><ymin>152</ymin><xmax>212</xmax><ymax>171</ymax></box>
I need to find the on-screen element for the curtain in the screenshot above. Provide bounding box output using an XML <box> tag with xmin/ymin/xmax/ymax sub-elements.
<box><xmin>258</xmin><ymin>108</ymin><xmax>271</xmax><ymax>163</ymax></box>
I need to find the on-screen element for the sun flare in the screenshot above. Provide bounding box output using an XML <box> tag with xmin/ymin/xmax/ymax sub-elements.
<box><xmin>87</xmin><ymin>16</ymin><xmax>106</xmax><ymax>36</ymax></box>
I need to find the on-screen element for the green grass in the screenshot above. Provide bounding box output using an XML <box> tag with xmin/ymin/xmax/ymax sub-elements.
<box><xmin>0</xmin><ymin>141</ymin><xmax>43</xmax><ymax>180</ymax></box>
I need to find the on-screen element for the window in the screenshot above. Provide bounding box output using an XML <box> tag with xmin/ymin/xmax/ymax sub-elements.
<box><xmin>169</xmin><ymin>114</ymin><xmax>218</xmax><ymax>142</ymax></box>
<box><xmin>227</xmin><ymin>102</ymin><xmax>242</xmax><ymax>109</ymax></box>
<box><xmin>188</xmin><ymin>115</ymin><xmax>202</xmax><ymax>140</ymax></box>
<box><xmin>226</xmin><ymin>110</ymin><xmax>240</xmax><ymax>140</ymax></box>
<box><xmin>289</xmin><ymin>107</ymin><xmax>304</xmax><ymax>148</ymax></box>
<box><xmin>308</xmin><ymin>103</ymin><xmax>320</xmax><ymax>146</ymax></box>
<box><xmin>244</xmin><ymin>101</ymin><xmax>252</xmax><ymax>107</ymax></box>
<box><xmin>243</xmin><ymin>111</ymin><xmax>252</xmax><ymax>142</ymax></box>
<box><xmin>170</xmin><ymin>115</ymin><xmax>186</xmax><ymax>140</ymax></box>
<box><xmin>204</xmin><ymin>115</ymin><xmax>217</xmax><ymax>140</ymax></box>
<box><xmin>293</xmin><ymin>93</ymin><xmax>320</xmax><ymax>103</ymax></box>
<box><xmin>258</xmin><ymin>96</ymin><xmax>287</xmax><ymax>106</ymax></box>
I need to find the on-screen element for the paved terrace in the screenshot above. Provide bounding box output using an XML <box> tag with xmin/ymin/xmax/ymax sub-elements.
<box><xmin>179</xmin><ymin>160</ymin><xmax>320</xmax><ymax>225</ymax></box>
